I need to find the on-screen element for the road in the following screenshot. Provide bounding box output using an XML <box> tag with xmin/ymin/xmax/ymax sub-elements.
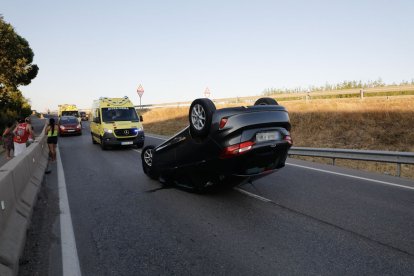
<box><xmin>19</xmin><ymin>120</ymin><xmax>414</xmax><ymax>275</ymax></box>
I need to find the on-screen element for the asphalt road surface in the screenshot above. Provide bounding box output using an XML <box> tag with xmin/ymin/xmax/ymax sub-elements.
<box><xmin>19</xmin><ymin>120</ymin><xmax>414</xmax><ymax>275</ymax></box>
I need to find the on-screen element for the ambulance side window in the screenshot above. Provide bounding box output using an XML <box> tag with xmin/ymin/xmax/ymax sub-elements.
<box><xmin>93</xmin><ymin>108</ymin><xmax>101</xmax><ymax>123</ymax></box>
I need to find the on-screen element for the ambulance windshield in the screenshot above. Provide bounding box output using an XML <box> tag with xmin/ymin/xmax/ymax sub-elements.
<box><xmin>101</xmin><ymin>107</ymin><xmax>139</xmax><ymax>122</ymax></box>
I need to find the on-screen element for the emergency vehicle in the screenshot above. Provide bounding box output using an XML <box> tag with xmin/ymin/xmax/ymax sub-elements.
<box><xmin>90</xmin><ymin>96</ymin><xmax>145</xmax><ymax>149</ymax></box>
<box><xmin>58</xmin><ymin>104</ymin><xmax>80</xmax><ymax>122</ymax></box>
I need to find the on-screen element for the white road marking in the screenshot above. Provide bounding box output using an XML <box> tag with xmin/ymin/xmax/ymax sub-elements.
<box><xmin>57</xmin><ymin>147</ymin><xmax>82</xmax><ymax>276</ymax></box>
<box><xmin>145</xmin><ymin>134</ymin><xmax>169</xmax><ymax>140</ymax></box>
<box><xmin>133</xmin><ymin>149</ymin><xmax>142</xmax><ymax>154</ymax></box>
<box><xmin>286</xmin><ymin>162</ymin><xmax>414</xmax><ymax>191</ymax></box>
<box><xmin>234</xmin><ymin>187</ymin><xmax>272</xmax><ymax>202</ymax></box>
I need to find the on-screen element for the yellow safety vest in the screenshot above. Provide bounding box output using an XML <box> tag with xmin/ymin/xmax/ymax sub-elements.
<box><xmin>48</xmin><ymin>127</ymin><xmax>58</xmax><ymax>137</ymax></box>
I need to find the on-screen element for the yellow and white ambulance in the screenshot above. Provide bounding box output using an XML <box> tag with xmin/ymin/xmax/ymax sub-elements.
<box><xmin>58</xmin><ymin>104</ymin><xmax>80</xmax><ymax>122</ymax></box>
<box><xmin>90</xmin><ymin>96</ymin><xmax>145</xmax><ymax>149</ymax></box>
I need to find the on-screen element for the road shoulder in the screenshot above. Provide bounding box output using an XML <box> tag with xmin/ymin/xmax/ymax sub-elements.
<box><xmin>18</xmin><ymin>161</ymin><xmax>62</xmax><ymax>276</ymax></box>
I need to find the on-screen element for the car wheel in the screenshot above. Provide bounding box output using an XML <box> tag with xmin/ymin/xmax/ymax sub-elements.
<box><xmin>254</xmin><ymin>97</ymin><xmax>278</xmax><ymax>105</ymax></box>
<box><xmin>91</xmin><ymin>134</ymin><xmax>97</xmax><ymax>144</ymax></box>
<box><xmin>189</xmin><ymin>98</ymin><xmax>216</xmax><ymax>138</ymax></box>
<box><xmin>136</xmin><ymin>142</ymin><xmax>144</xmax><ymax>149</ymax></box>
<box><xmin>141</xmin><ymin>146</ymin><xmax>158</xmax><ymax>180</ymax></box>
<box><xmin>100</xmin><ymin>137</ymin><xmax>107</xmax><ymax>150</ymax></box>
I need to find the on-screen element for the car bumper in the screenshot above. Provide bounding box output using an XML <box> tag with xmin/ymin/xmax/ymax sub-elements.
<box><xmin>224</xmin><ymin>143</ymin><xmax>290</xmax><ymax>176</ymax></box>
<box><xmin>102</xmin><ymin>131</ymin><xmax>145</xmax><ymax>146</ymax></box>
<box><xmin>60</xmin><ymin>129</ymin><xmax>82</xmax><ymax>135</ymax></box>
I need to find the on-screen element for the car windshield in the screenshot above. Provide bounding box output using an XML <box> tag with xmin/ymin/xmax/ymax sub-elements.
<box><xmin>62</xmin><ymin>111</ymin><xmax>79</xmax><ymax>117</ymax></box>
<box><xmin>102</xmin><ymin>107</ymin><xmax>139</xmax><ymax>122</ymax></box>
<box><xmin>60</xmin><ymin>117</ymin><xmax>78</xmax><ymax>124</ymax></box>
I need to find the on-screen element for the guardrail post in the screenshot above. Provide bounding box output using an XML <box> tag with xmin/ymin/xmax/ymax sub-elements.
<box><xmin>397</xmin><ymin>163</ymin><xmax>401</xmax><ymax>177</ymax></box>
<box><xmin>306</xmin><ymin>93</ymin><xmax>311</xmax><ymax>102</ymax></box>
<box><xmin>332</xmin><ymin>158</ymin><xmax>336</xmax><ymax>166</ymax></box>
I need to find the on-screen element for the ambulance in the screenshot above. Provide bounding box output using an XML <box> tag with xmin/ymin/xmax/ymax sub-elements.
<box><xmin>58</xmin><ymin>104</ymin><xmax>80</xmax><ymax>119</ymax></box>
<box><xmin>90</xmin><ymin>96</ymin><xmax>145</xmax><ymax>149</ymax></box>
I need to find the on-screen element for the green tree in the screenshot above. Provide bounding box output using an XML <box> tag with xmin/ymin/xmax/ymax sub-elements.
<box><xmin>0</xmin><ymin>16</ymin><xmax>38</xmax><ymax>131</ymax></box>
<box><xmin>0</xmin><ymin>16</ymin><xmax>38</xmax><ymax>89</ymax></box>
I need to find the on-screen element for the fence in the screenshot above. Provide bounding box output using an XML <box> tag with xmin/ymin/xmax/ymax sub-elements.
<box><xmin>0</xmin><ymin>125</ymin><xmax>48</xmax><ymax>276</ymax></box>
<box><xmin>288</xmin><ymin>147</ymin><xmax>414</xmax><ymax>177</ymax></box>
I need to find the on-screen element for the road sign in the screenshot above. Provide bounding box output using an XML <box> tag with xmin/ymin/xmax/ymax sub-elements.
<box><xmin>137</xmin><ymin>84</ymin><xmax>144</xmax><ymax>97</ymax></box>
<box><xmin>204</xmin><ymin>87</ymin><xmax>211</xmax><ymax>98</ymax></box>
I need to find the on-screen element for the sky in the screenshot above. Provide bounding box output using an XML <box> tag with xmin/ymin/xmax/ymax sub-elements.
<box><xmin>2</xmin><ymin>0</ymin><xmax>414</xmax><ymax>111</ymax></box>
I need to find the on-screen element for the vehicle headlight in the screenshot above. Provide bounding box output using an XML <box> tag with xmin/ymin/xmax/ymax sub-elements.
<box><xmin>132</xmin><ymin>127</ymin><xmax>143</xmax><ymax>134</ymax></box>
<box><xmin>104</xmin><ymin>128</ymin><xmax>113</xmax><ymax>133</ymax></box>
<box><xmin>60</xmin><ymin>125</ymin><xmax>65</xmax><ymax>130</ymax></box>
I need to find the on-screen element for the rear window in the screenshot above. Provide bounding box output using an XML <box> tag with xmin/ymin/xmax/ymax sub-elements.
<box><xmin>60</xmin><ymin>118</ymin><xmax>78</xmax><ymax>124</ymax></box>
<box><xmin>62</xmin><ymin>111</ymin><xmax>79</xmax><ymax>117</ymax></box>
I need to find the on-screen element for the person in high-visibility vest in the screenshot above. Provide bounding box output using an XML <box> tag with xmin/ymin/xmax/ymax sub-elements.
<box><xmin>45</xmin><ymin>118</ymin><xmax>59</xmax><ymax>162</ymax></box>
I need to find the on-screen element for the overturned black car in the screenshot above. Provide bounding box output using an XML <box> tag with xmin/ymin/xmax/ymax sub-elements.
<box><xmin>141</xmin><ymin>97</ymin><xmax>292</xmax><ymax>192</ymax></box>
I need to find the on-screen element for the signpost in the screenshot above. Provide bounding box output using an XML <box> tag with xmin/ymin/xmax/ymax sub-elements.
<box><xmin>137</xmin><ymin>84</ymin><xmax>144</xmax><ymax>108</ymax></box>
<box><xmin>204</xmin><ymin>87</ymin><xmax>211</xmax><ymax>98</ymax></box>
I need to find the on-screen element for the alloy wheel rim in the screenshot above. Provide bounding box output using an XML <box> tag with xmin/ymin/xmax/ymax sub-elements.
<box><xmin>144</xmin><ymin>149</ymin><xmax>153</xmax><ymax>166</ymax></box>
<box><xmin>191</xmin><ymin>104</ymin><xmax>206</xmax><ymax>130</ymax></box>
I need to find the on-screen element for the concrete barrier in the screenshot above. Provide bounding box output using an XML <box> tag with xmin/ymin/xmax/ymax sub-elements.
<box><xmin>0</xmin><ymin>126</ymin><xmax>48</xmax><ymax>275</ymax></box>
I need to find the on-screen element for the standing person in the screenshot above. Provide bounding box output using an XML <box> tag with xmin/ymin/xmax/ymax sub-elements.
<box><xmin>13</xmin><ymin>118</ymin><xmax>34</xmax><ymax>157</ymax></box>
<box><xmin>2</xmin><ymin>122</ymin><xmax>15</xmax><ymax>159</ymax></box>
<box><xmin>25</xmin><ymin>117</ymin><xmax>35</xmax><ymax>144</ymax></box>
<box><xmin>45</xmin><ymin>118</ymin><xmax>58</xmax><ymax>162</ymax></box>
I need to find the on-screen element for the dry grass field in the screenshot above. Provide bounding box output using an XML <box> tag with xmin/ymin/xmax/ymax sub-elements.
<box><xmin>140</xmin><ymin>96</ymin><xmax>414</xmax><ymax>179</ymax></box>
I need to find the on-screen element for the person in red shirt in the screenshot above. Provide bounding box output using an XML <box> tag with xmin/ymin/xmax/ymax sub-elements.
<box><xmin>13</xmin><ymin>118</ymin><xmax>34</xmax><ymax>157</ymax></box>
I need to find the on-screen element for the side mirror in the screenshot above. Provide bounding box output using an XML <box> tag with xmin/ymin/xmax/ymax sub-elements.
<box><xmin>140</xmin><ymin>115</ymin><xmax>143</xmax><ymax>122</ymax></box>
<box><xmin>94</xmin><ymin>117</ymin><xmax>101</xmax><ymax>124</ymax></box>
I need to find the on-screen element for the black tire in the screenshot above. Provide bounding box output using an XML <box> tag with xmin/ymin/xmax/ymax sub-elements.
<box><xmin>189</xmin><ymin>98</ymin><xmax>216</xmax><ymax>138</ymax></box>
<box><xmin>91</xmin><ymin>134</ymin><xmax>97</xmax><ymax>144</ymax></box>
<box><xmin>141</xmin><ymin>145</ymin><xmax>158</xmax><ymax>180</ymax></box>
<box><xmin>254</xmin><ymin>97</ymin><xmax>278</xmax><ymax>105</ymax></box>
<box><xmin>135</xmin><ymin>142</ymin><xmax>144</xmax><ymax>149</ymax></box>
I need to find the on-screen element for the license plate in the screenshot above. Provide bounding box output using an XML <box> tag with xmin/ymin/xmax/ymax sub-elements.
<box><xmin>256</xmin><ymin>131</ymin><xmax>281</xmax><ymax>142</ymax></box>
<box><xmin>121</xmin><ymin>141</ymin><xmax>133</xmax><ymax>145</ymax></box>
<box><xmin>67</xmin><ymin>130</ymin><xmax>75</xmax><ymax>132</ymax></box>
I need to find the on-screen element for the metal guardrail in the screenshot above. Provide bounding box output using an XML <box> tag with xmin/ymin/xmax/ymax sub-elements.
<box><xmin>288</xmin><ymin>147</ymin><xmax>414</xmax><ymax>177</ymax></box>
<box><xmin>134</xmin><ymin>85</ymin><xmax>414</xmax><ymax>110</ymax></box>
